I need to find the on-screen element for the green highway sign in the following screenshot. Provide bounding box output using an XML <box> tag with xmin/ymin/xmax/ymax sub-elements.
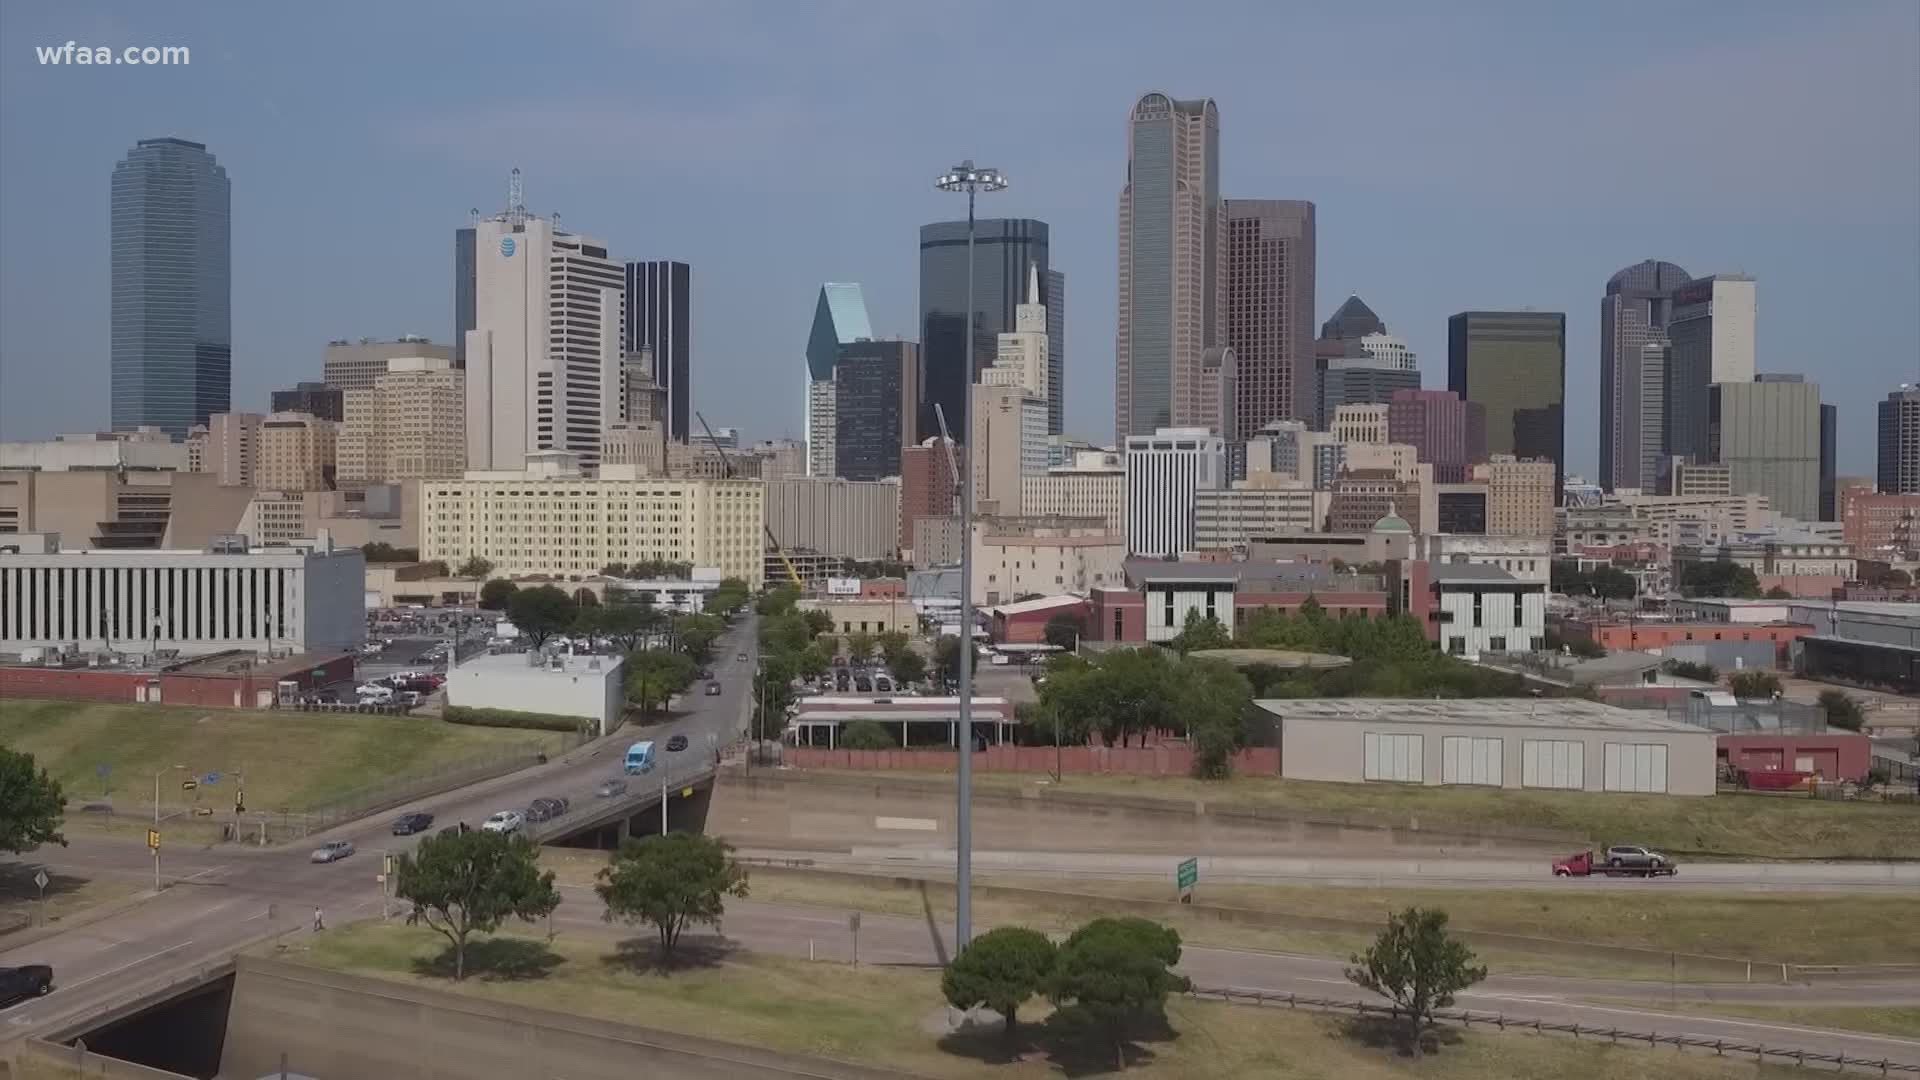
<box><xmin>1176</xmin><ymin>857</ymin><xmax>1198</xmax><ymax>893</ymax></box>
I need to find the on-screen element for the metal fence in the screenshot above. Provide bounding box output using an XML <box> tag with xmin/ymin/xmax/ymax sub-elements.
<box><xmin>1185</xmin><ymin>985</ymin><xmax>1920</xmax><ymax>1075</ymax></box>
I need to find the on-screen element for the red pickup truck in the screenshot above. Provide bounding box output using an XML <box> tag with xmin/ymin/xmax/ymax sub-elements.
<box><xmin>1552</xmin><ymin>846</ymin><xmax>1679</xmax><ymax>878</ymax></box>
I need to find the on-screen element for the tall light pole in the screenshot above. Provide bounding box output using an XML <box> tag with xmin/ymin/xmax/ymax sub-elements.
<box><xmin>935</xmin><ymin>159</ymin><xmax>1007</xmax><ymax>950</ymax></box>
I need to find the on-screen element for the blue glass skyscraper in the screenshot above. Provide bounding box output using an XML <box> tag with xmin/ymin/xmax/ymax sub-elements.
<box><xmin>111</xmin><ymin>137</ymin><xmax>231</xmax><ymax>435</ymax></box>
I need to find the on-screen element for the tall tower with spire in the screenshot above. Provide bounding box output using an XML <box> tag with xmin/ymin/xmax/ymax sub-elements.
<box><xmin>984</xmin><ymin>263</ymin><xmax>1049</xmax><ymax>398</ymax></box>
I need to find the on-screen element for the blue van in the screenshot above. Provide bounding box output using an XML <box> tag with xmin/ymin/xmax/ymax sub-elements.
<box><xmin>623</xmin><ymin>741</ymin><xmax>656</xmax><ymax>775</ymax></box>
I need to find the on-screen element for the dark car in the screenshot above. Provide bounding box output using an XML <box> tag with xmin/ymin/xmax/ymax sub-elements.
<box><xmin>391</xmin><ymin>811</ymin><xmax>435</xmax><ymax>836</ymax></box>
<box><xmin>736</xmin><ymin>652</ymin><xmax>749</xmax><ymax>662</ymax></box>
<box><xmin>525</xmin><ymin>800</ymin><xmax>555</xmax><ymax>823</ymax></box>
<box><xmin>696</xmin><ymin>668</ymin><xmax>714</xmax><ymax>680</ymax></box>
<box><xmin>0</xmin><ymin>965</ymin><xmax>54</xmax><ymax>1008</ymax></box>
<box><xmin>666</xmin><ymin>734</ymin><xmax>689</xmax><ymax>752</ymax></box>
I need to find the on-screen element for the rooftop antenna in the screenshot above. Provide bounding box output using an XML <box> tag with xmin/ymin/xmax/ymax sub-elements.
<box><xmin>469</xmin><ymin>207</ymin><xmax>479</xmax><ymax>226</ymax></box>
<box><xmin>508</xmin><ymin>168</ymin><xmax>526</xmax><ymax>228</ymax></box>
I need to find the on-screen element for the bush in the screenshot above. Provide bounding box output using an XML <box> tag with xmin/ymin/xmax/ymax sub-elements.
<box><xmin>443</xmin><ymin>705</ymin><xmax>585</xmax><ymax>733</ymax></box>
<box><xmin>839</xmin><ymin>720</ymin><xmax>895</xmax><ymax>750</ymax></box>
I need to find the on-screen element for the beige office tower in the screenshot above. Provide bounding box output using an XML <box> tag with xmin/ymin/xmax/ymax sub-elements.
<box><xmin>255</xmin><ymin>412</ymin><xmax>337</xmax><ymax>492</ymax></box>
<box><xmin>206</xmin><ymin>412</ymin><xmax>263</xmax><ymax>486</ymax></box>
<box><xmin>338</xmin><ymin>356</ymin><xmax>466</xmax><ymax>484</ymax></box>
<box><xmin>971</xmin><ymin>383</ymin><xmax>1048</xmax><ymax>517</ymax></box>
<box><xmin>1479</xmin><ymin>454</ymin><xmax>1557</xmax><ymax>538</ymax></box>
<box><xmin>1116</xmin><ymin>93</ymin><xmax>1223</xmax><ymax>440</ymax></box>
<box><xmin>322</xmin><ymin>336</ymin><xmax>453</xmax><ymax>392</ymax></box>
<box><xmin>464</xmin><ymin>182</ymin><xmax>625</xmax><ymax>471</ymax></box>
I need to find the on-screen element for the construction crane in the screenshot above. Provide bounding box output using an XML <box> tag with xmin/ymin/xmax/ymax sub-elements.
<box><xmin>696</xmin><ymin>411</ymin><xmax>802</xmax><ymax>587</ymax></box>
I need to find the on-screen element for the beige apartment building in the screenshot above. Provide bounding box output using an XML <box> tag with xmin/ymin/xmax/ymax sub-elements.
<box><xmin>1670</xmin><ymin>460</ymin><xmax>1734</xmax><ymax>498</ymax></box>
<box><xmin>763</xmin><ymin>477</ymin><xmax>900</xmax><ymax>560</ymax></box>
<box><xmin>971</xmin><ymin>515</ymin><xmax>1126</xmax><ymax>606</ymax></box>
<box><xmin>1021</xmin><ymin>458</ymin><xmax>1126</xmax><ymax>536</ymax></box>
<box><xmin>323</xmin><ymin>337</ymin><xmax>453</xmax><ymax>392</ymax></box>
<box><xmin>421</xmin><ymin>453</ymin><xmax>764</xmax><ymax>585</ymax></box>
<box><xmin>1193</xmin><ymin>481</ymin><xmax>1320</xmax><ymax>549</ymax></box>
<box><xmin>1479</xmin><ymin>454</ymin><xmax>1556</xmax><ymax>538</ymax></box>
<box><xmin>255</xmin><ymin>412</ymin><xmax>338</xmax><ymax>492</ymax></box>
<box><xmin>1331</xmin><ymin>403</ymin><xmax>1390</xmax><ymax>445</ymax></box>
<box><xmin>338</xmin><ymin>356</ymin><xmax>465</xmax><ymax>484</ymax></box>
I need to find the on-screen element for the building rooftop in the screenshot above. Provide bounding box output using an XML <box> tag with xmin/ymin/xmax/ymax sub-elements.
<box><xmin>1430</xmin><ymin>563</ymin><xmax>1524</xmax><ymax>585</ymax></box>
<box><xmin>1255</xmin><ymin>697</ymin><xmax>1705</xmax><ymax>734</ymax></box>
<box><xmin>1124</xmin><ymin>559</ymin><xmax>1353</xmax><ymax>589</ymax></box>
<box><xmin>987</xmin><ymin>595</ymin><xmax>1088</xmax><ymax>617</ymax></box>
<box><xmin>455</xmin><ymin>651</ymin><xmax>624</xmax><ymax>677</ymax></box>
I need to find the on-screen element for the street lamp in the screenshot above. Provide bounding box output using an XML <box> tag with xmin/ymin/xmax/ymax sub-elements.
<box><xmin>935</xmin><ymin>159</ymin><xmax>1007</xmax><ymax>950</ymax></box>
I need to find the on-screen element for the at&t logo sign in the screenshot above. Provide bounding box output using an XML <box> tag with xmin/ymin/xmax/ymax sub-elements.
<box><xmin>500</xmin><ymin>237</ymin><xmax>516</xmax><ymax>257</ymax></box>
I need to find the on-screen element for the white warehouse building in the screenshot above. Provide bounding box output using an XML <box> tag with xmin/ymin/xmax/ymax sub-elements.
<box><xmin>1256</xmin><ymin>699</ymin><xmax>1716</xmax><ymax>796</ymax></box>
<box><xmin>0</xmin><ymin>531</ymin><xmax>366</xmax><ymax>657</ymax></box>
<box><xmin>446</xmin><ymin>651</ymin><xmax>626</xmax><ymax>736</ymax></box>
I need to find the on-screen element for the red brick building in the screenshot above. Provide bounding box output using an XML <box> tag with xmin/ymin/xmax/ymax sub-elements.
<box><xmin>1086</xmin><ymin>560</ymin><xmax>1391</xmax><ymax>644</ymax></box>
<box><xmin>1558</xmin><ymin>619</ymin><xmax>1812</xmax><ymax>665</ymax></box>
<box><xmin>898</xmin><ymin>438</ymin><xmax>961</xmax><ymax>553</ymax></box>
<box><xmin>1841</xmin><ymin>489</ymin><xmax>1920</xmax><ymax>558</ymax></box>
<box><xmin>1718</xmin><ymin>733</ymin><xmax>1871</xmax><ymax>782</ymax></box>
<box><xmin>986</xmin><ymin>595</ymin><xmax>1089</xmax><ymax>645</ymax></box>
<box><xmin>0</xmin><ymin>651</ymin><xmax>352</xmax><ymax>709</ymax></box>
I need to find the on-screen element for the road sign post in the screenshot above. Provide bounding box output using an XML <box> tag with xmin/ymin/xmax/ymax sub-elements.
<box><xmin>34</xmin><ymin>868</ymin><xmax>48</xmax><ymax>925</ymax></box>
<box><xmin>849</xmin><ymin>911</ymin><xmax>861</xmax><ymax>966</ymax></box>
<box><xmin>148</xmin><ymin>828</ymin><xmax>162</xmax><ymax>891</ymax></box>
<box><xmin>1176</xmin><ymin>857</ymin><xmax>1198</xmax><ymax>904</ymax></box>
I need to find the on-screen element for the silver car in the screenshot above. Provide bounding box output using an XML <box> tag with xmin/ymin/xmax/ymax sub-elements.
<box><xmin>310</xmin><ymin>840</ymin><xmax>355</xmax><ymax>864</ymax></box>
<box><xmin>481</xmin><ymin>810</ymin><xmax>524</xmax><ymax>834</ymax></box>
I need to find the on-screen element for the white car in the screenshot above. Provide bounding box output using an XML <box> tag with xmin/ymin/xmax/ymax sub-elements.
<box><xmin>480</xmin><ymin>810</ymin><xmax>524</xmax><ymax>835</ymax></box>
<box><xmin>355</xmin><ymin>683</ymin><xmax>394</xmax><ymax>699</ymax></box>
<box><xmin>310</xmin><ymin>840</ymin><xmax>355</xmax><ymax>863</ymax></box>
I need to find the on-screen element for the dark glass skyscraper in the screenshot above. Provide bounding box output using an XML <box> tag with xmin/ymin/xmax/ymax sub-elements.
<box><xmin>1448</xmin><ymin>311</ymin><xmax>1567</xmax><ymax>501</ymax></box>
<box><xmin>453</xmin><ymin>226</ymin><xmax>475</xmax><ymax>368</ymax></box>
<box><xmin>919</xmin><ymin>218</ymin><xmax>1062</xmax><ymax>439</ymax></box>
<box><xmin>624</xmin><ymin>260</ymin><xmax>692</xmax><ymax>443</ymax></box>
<box><xmin>834</xmin><ymin>340</ymin><xmax>921</xmax><ymax>481</ymax></box>
<box><xmin>1599</xmin><ymin>259</ymin><xmax>1689</xmax><ymax>491</ymax></box>
<box><xmin>111</xmin><ymin>137</ymin><xmax>230</xmax><ymax>436</ymax></box>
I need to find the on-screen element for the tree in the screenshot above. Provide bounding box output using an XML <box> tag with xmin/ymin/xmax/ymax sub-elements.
<box><xmin>1169</xmin><ymin>611</ymin><xmax>1231</xmax><ymax>656</ymax></box>
<box><xmin>1680</xmin><ymin>560</ymin><xmax>1762</xmax><ymax>599</ymax></box>
<box><xmin>457</xmin><ymin>556</ymin><xmax>495</xmax><ymax>580</ymax></box>
<box><xmin>506</xmin><ymin>585</ymin><xmax>576</xmax><ymax>647</ymax></box>
<box><xmin>1728</xmin><ymin>670</ymin><xmax>1783</xmax><ymax>700</ymax></box>
<box><xmin>752</xmin><ymin>653</ymin><xmax>800</xmax><ymax>740</ymax></box>
<box><xmin>360</xmin><ymin>542</ymin><xmax>420</xmax><ymax>563</ymax></box>
<box><xmin>1662</xmin><ymin>658</ymin><xmax>1718</xmax><ymax>683</ymax></box>
<box><xmin>1047</xmin><ymin>917</ymin><xmax>1189</xmax><ymax>1071</ymax></box>
<box><xmin>705</xmin><ymin>577</ymin><xmax>751</xmax><ymax>616</ymax></box>
<box><xmin>395</xmin><ymin>831</ymin><xmax>560</xmax><ymax>980</ymax></box>
<box><xmin>420</xmin><ymin>559</ymin><xmax>451</xmax><ymax>578</ymax></box>
<box><xmin>674</xmin><ymin>613</ymin><xmax>725</xmax><ymax>664</ymax></box>
<box><xmin>888</xmin><ymin>648</ymin><xmax>928</xmax><ymax>687</ymax></box>
<box><xmin>839</xmin><ymin>720</ymin><xmax>895</xmax><ymax>750</ymax></box>
<box><xmin>591</xmin><ymin>601</ymin><xmax>661</xmax><ymax>652</ymax></box>
<box><xmin>943</xmin><ymin>927</ymin><xmax>1057</xmax><ymax>1044</ymax></box>
<box><xmin>933</xmin><ymin>635</ymin><xmax>965</xmax><ymax>687</ymax></box>
<box><xmin>595</xmin><ymin>833</ymin><xmax>748</xmax><ymax>967</ymax></box>
<box><xmin>1764</xmin><ymin>585</ymin><xmax>1793</xmax><ymax>599</ymax></box>
<box><xmin>1043</xmin><ymin>613</ymin><xmax>1084</xmax><ymax>651</ymax></box>
<box><xmin>1179</xmin><ymin>658</ymin><xmax>1251</xmax><ymax>778</ymax></box>
<box><xmin>875</xmin><ymin>629</ymin><xmax>911</xmax><ymax>660</ymax></box>
<box><xmin>1346</xmin><ymin>907</ymin><xmax>1487</xmax><ymax>1055</ymax></box>
<box><xmin>757</xmin><ymin>585</ymin><xmax>800</xmax><ymax>616</ymax></box>
<box><xmin>626</xmin><ymin>649</ymin><xmax>697</xmax><ymax>717</ymax></box>
<box><xmin>1818</xmin><ymin>689</ymin><xmax>1865</xmax><ymax>732</ymax></box>
<box><xmin>0</xmin><ymin>749</ymin><xmax>66</xmax><ymax>855</ymax></box>
<box><xmin>802</xmin><ymin>609</ymin><xmax>835</xmax><ymax>637</ymax></box>
<box><xmin>844</xmin><ymin>630</ymin><xmax>875</xmax><ymax>663</ymax></box>
<box><xmin>478</xmin><ymin>579</ymin><xmax>519</xmax><ymax>611</ymax></box>
<box><xmin>601</xmin><ymin>562</ymin><xmax>629</xmax><ymax>579</ymax></box>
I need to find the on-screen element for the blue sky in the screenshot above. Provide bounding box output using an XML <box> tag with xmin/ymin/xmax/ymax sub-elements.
<box><xmin>2</xmin><ymin>1</ymin><xmax>1916</xmax><ymax>477</ymax></box>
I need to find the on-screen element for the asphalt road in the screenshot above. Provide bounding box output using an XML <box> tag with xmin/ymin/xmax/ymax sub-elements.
<box><xmin>0</xmin><ymin>614</ymin><xmax>761</xmax><ymax>1044</ymax></box>
<box><xmin>733</xmin><ymin>847</ymin><xmax>1920</xmax><ymax>892</ymax></box>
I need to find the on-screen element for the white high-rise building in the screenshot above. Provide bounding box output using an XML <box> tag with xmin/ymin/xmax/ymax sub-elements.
<box><xmin>1356</xmin><ymin>332</ymin><xmax>1415</xmax><ymax>372</ymax></box>
<box><xmin>1125</xmin><ymin>427</ymin><xmax>1226</xmax><ymax>557</ymax></box>
<box><xmin>465</xmin><ymin>187</ymin><xmax>625</xmax><ymax>471</ymax></box>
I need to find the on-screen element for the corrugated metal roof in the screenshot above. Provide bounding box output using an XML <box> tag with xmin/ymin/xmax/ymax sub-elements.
<box><xmin>1255</xmin><ymin>698</ymin><xmax>1706</xmax><ymax>733</ymax></box>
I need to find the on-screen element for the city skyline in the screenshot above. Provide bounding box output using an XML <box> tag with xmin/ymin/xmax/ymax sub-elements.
<box><xmin>1</xmin><ymin>3</ymin><xmax>1915</xmax><ymax>479</ymax></box>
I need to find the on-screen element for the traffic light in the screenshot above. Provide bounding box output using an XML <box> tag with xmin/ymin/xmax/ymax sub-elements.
<box><xmin>235</xmin><ymin>789</ymin><xmax>245</xmax><ymax>814</ymax></box>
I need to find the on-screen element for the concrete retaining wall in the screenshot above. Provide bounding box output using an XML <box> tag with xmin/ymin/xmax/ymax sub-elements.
<box><xmin>15</xmin><ymin>1038</ymin><xmax>191</xmax><ymax>1079</ymax></box>
<box><xmin>716</xmin><ymin>769</ymin><xmax>1579</xmax><ymax>854</ymax></box>
<box><xmin>220</xmin><ymin>956</ymin><xmax>921</xmax><ymax>1080</ymax></box>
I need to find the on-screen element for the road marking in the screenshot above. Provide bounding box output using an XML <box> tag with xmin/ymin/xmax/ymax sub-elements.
<box><xmin>50</xmin><ymin>939</ymin><xmax>195</xmax><ymax>996</ymax></box>
<box><xmin>876</xmin><ymin>817</ymin><xmax>938</xmax><ymax>832</ymax></box>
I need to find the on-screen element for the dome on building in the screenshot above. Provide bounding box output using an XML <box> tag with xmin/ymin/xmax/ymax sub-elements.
<box><xmin>1371</xmin><ymin>511</ymin><xmax>1412</xmax><ymax>533</ymax></box>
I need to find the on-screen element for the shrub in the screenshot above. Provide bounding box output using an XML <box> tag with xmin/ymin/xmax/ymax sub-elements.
<box><xmin>443</xmin><ymin>705</ymin><xmax>585</xmax><ymax>733</ymax></box>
